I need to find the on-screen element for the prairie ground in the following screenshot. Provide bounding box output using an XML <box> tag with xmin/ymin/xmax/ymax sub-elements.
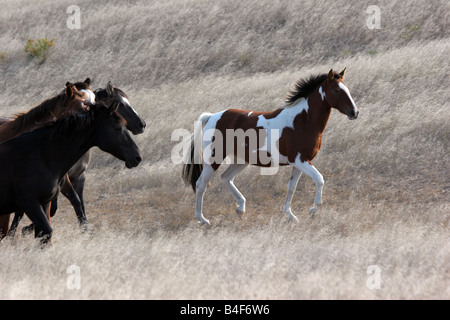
<box><xmin>0</xmin><ymin>0</ymin><xmax>448</xmax><ymax>299</ymax></box>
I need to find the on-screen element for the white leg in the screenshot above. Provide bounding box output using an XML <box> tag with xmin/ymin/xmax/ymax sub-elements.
<box><xmin>283</xmin><ymin>166</ymin><xmax>302</xmax><ymax>221</ymax></box>
<box><xmin>293</xmin><ymin>157</ymin><xmax>324</xmax><ymax>217</ymax></box>
<box><xmin>195</xmin><ymin>164</ymin><xmax>216</xmax><ymax>225</ymax></box>
<box><xmin>220</xmin><ymin>163</ymin><xmax>248</xmax><ymax>216</ymax></box>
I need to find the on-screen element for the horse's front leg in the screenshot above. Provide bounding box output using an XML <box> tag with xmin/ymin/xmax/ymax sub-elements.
<box><xmin>23</xmin><ymin>202</ymin><xmax>53</xmax><ymax>246</ymax></box>
<box><xmin>7</xmin><ymin>211</ymin><xmax>25</xmax><ymax>238</ymax></box>
<box><xmin>293</xmin><ymin>157</ymin><xmax>324</xmax><ymax>217</ymax></box>
<box><xmin>61</xmin><ymin>177</ymin><xmax>88</xmax><ymax>231</ymax></box>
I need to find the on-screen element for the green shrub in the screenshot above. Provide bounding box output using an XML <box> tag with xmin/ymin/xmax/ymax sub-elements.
<box><xmin>24</xmin><ymin>38</ymin><xmax>54</xmax><ymax>63</ymax></box>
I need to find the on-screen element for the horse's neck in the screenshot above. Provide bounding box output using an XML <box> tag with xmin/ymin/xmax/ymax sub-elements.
<box><xmin>0</xmin><ymin>121</ymin><xmax>23</xmax><ymax>143</ymax></box>
<box><xmin>0</xmin><ymin>113</ymin><xmax>54</xmax><ymax>143</ymax></box>
<box><xmin>287</xmin><ymin>94</ymin><xmax>331</xmax><ymax>135</ymax></box>
<box><xmin>44</xmin><ymin>125</ymin><xmax>96</xmax><ymax>180</ymax></box>
<box><xmin>306</xmin><ymin>99</ymin><xmax>332</xmax><ymax>135</ymax></box>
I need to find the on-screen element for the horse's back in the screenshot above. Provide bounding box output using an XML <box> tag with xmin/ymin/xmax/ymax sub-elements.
<box><xmin>0</xmin><ymin>117</ymin><xmax>12</xmax><ymax>126</ymax></box>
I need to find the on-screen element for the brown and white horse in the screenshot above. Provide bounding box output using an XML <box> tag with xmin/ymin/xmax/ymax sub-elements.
<box><xmin>182</xmin><ymin>69</ymin><xmax>359</xmax><ymax>225</ymax></box>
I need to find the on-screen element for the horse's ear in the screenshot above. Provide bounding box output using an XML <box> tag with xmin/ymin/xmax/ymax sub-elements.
<box><xmin>328</xmin><ymin>69</ymin><xmax>334</xmax><ymax>80</ymax></box>
<box><xmin>339</xmin><ymin>68</ymin><xmax>346</xmax><ymax>80</ymax></box>
<box><xmin>65</xmin><ymin>82</ymin><xmax>74</xmax><ymax>98</ymax></box>
<box><xmin>84</xmin><ymin>78</ymin><xmax>91</xmax><ymax>85</ymax></box>
<box><xmin>108</xmin><ymin>103</ymin><xmax>118</xmax><ymax>114</ymax></box>
<box><xmin>106</xmin><ymin>81</ymin><xmax>114</xmax><ymax>96</ymax></box>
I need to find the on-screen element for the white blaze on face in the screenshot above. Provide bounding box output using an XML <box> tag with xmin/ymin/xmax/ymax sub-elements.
<box><xmin>80</xmin><ymin>89</ymin><xmax>96</xmax><ymax>104</ymax></box>
<box><xmin>121</xmin><ymin>96</ymin><xmax>140</xmax><ymax>116</ymax></box>
<box><xmin>338</xmin><ymin>82</ymin><xmax>358</xmax><ymax>112</ymax></box>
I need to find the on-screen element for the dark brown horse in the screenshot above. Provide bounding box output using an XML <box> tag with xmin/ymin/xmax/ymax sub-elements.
<box><xmin>0</xmin><ymin>81</ymin><xmax>94</xmax><ymax>238</ymax></box>
<box><xmin>0</xmin><ymin>103</ymin><xmax>141</xmax><ymax>244</ymax></box>
<box><xmin>6</xmin><ymin>81</ymin><xmax>146</xmax><ymax>238</ymax></box>
<box><xmin>0</xmin><ymin>79</ymin><xmax>93</xmax><ymax>142</ymax></box>
<box><xmin>182</xmin><ymin>69</ymin><xmax>359</xmax><ymax>225</ymax></box>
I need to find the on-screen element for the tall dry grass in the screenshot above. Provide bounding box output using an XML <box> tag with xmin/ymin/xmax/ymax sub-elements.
<box><xmin>0</xmin><ymin>0</ymin><xmax>448</xmax><ymax>299</ymax></box>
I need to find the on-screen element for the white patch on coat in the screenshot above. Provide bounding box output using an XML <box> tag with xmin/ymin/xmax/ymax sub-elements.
<box><xmin>255</xmin><ymin>98</ymin><xmax>309</xmax><ymax>165</ymax></box>
<box><xmin>202</xmin><ymin>110</ymin><xmax>226</xmax><ymax>149</ymax></box>
<box><xmin>318</xmin><ymin>86</ymin><xmax>326</xmax><ymax>101</ymax></box>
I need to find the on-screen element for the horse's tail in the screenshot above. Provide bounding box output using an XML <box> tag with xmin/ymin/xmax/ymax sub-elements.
<box><xmin>182</xmin><ymin>113</ymin><xmax>213</xmax><ymax>192</ymax></box>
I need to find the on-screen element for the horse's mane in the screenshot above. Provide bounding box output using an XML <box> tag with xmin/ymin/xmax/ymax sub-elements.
<box><xmin>44</xmin><ymin>109</ymin><xmax>96</xmax><ymax>141</ymax></box>
<box><xmin>285</xmin><ymin>71</ymin><xmax>341</xmax><ymax>107</ymax></box>
<box><xmin>44</xmin><ymin>104</ymin><xmax>117</xmax><ymax>141</ymax></box>
<box><xmin>94</xmin><ymin>87</ymin><xmax>128</xmax><ymax>100</ymax></box>
<box><xmin>13</xmin><ymin>93</ymin><xmax>67</xmax><ymax>132</ymax></box>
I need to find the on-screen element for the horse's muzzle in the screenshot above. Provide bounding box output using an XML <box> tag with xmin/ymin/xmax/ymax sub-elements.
<box><xmin>347</xmin><ymin>109</ymin><xmax>359</xmax><ymax>120</ymax></box>
<box><xmin>125</xmin><ymin>155</ymin><xmax>142</xmax><ymax>168</ymax></box>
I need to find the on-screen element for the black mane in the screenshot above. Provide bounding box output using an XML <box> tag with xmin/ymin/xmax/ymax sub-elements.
<box><xmin>285</xmin><ymin>72</ymin><xmax>341</xmax><ymax>106</ymax></box>
<box><xmin>94</xmin><ymin>87</ymin><xmax>128</xmax><ymax>100</ymax></box>
<box><xmin>45</xmin><ymin>109</ymin><xmax>96</xmax><ymax>140</ymax></box>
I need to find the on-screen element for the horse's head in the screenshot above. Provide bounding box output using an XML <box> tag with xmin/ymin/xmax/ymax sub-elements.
<box><xmin>91</xmin><ymin>103</ymin><xmax>142</xmax><ymax>169</ymax></box>
<box><xmin>94</xmin><ymin>82</ymin><xmax>146</xmax><ymax>135</ymax></box>
<box><xmin>322</xmin><ymin>68</ymin><xmax>359</xmax><ymax>120</ymax></box>
<box><xmin>72</xmin><ymin>78</ymin><xmax>96</xmax><ymax>105</ymax></box>
<box><xmin>60</xmin><ymin>81</ymin><xmax>94</xmax><ymax>118</ymax></box>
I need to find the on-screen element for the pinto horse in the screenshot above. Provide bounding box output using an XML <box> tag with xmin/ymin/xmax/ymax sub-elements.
<box><xmin>6</xmin><ymin>81</ymin><xmax>146</xmax><ymax>238</ymax></box>
<box><xmin>0</xmin><ymin>81</ymin><xmax>94</xmax><ymax>238</ymax></box>
<box><xmin>0</xmin><ymin>103</ymin><xmax>141</xmax><ymax>244</ymax></box>
<box><xmin>182</xmin><ymin>69</ymin><xmax>359</xmax><ymax>225</ymax></box>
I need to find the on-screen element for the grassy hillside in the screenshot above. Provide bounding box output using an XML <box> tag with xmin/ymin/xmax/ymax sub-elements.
<box><xmin>0</xmin><ymin>0</ymin><xmax>448</xmax><ymax>299</ymax></box>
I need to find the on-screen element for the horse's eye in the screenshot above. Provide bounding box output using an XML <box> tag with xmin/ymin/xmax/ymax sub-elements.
<box><xmin>333</xmin><ymin>89</ymin><xmax>340</xmax><ymax>94</ymax></box>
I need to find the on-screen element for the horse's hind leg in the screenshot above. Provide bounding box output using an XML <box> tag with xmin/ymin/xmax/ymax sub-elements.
<box><xmin>283</xmin><ymin>166</ymin><xmax>302</xmax><ymax>221</ymax></box>
<box><xmin>294</xmin><ymin>159</ymin><xmax>324</xmax><ymax>217</ymax></box>
<box><xmin>195</xmin><ymin>164</ymin><xmax>216</xmax><ymax>225</ymax></box>
<box><xmin>220</xmin><ymin>163</ymin><xmax>248</xmax><ymax>216</ymax></box>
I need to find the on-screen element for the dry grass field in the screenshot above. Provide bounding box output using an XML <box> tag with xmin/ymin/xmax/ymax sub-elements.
<box><xmin>0</xmin><ymin>0</ymin><xmax>448</xmax><ymax>300</ymax></box>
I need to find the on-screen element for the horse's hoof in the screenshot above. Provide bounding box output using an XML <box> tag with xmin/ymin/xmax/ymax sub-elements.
<box><xmin>79</xmin><ymin>223</ymin><xmax>89</xmax><ymax>233</ymax></box>
<box><xmin>309</xmin><ymin>207</ymin><xmax>317</xmax><ymax>218</ymax></box>
<box><xmin>196</xmin><ymin>216</ymin><xmax>210</xmax><ymax>226</ymax></box>
<box><xmin>22</xmin><ymin>225</ymin><xmax>34</xmax><ymax>237</ymax></box>
<box><xmin>288</xmin><ymin>214</ymin><xmax>299</xmax><ymax>222</ymax></box>
<box><xmin>235</xmin><ymin>207</ymin><xmax>245</xmax><ymax>217</ymax></box>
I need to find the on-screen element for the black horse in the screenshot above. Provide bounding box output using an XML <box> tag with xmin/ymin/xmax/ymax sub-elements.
<box><xmin>7</xmin><ymin>81</ymin><xmax>146</xmax><ymax>237</ymax></box>
<box><xmin>0</xmin><ymin>103</ymin><xmax>142</xmax><ymax>244</ymax></box>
